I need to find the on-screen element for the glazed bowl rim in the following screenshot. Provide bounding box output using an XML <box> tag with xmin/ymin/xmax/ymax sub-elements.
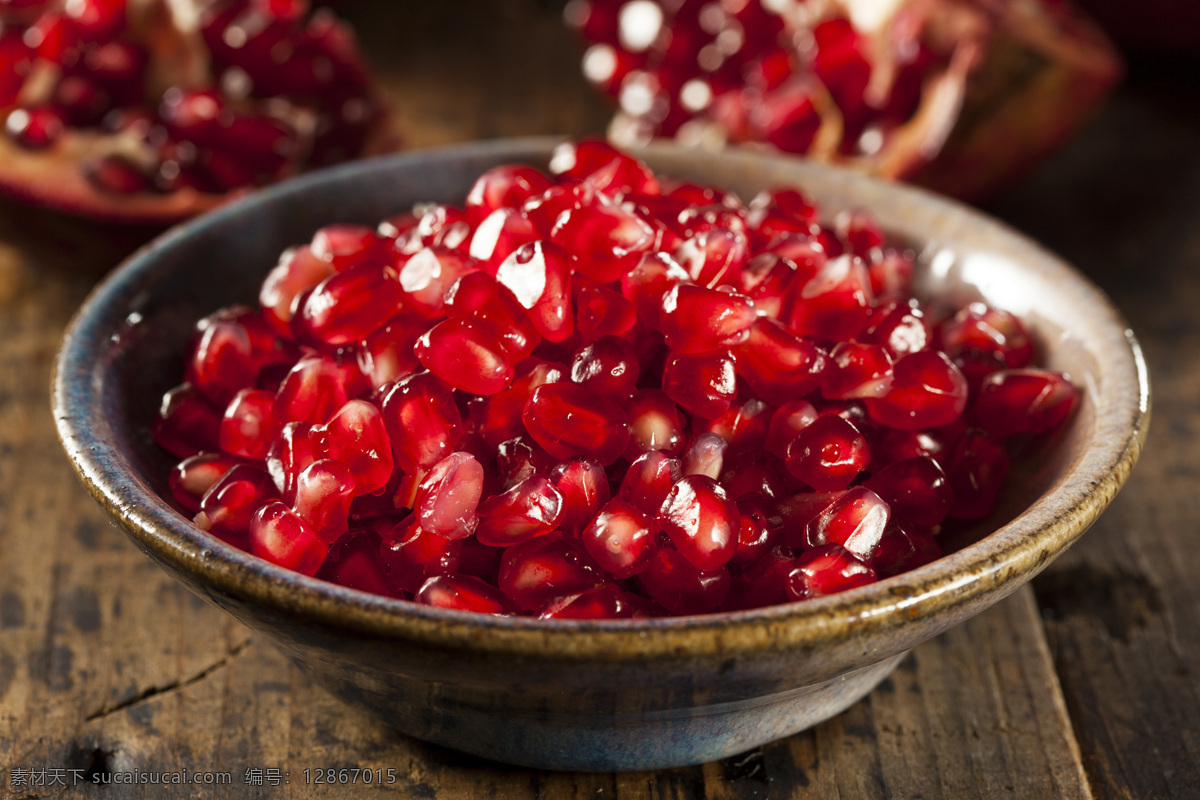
<box><xmin>53</xmin><ymin>136</ymin><xmax>1150</xmax><ymax>661</ymax></box>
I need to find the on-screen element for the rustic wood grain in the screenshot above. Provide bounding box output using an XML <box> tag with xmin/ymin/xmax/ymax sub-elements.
<box><xmin>3</xmin><ymin>1</ymin><xmax>1191</xmax><ymax>798</ymax></box>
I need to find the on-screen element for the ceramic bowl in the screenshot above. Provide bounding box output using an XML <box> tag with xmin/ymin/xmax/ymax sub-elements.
<box><xmin>53</xmin><ymin>138</ymin><xmax>1149</xmax><ymax>772</ymax></box>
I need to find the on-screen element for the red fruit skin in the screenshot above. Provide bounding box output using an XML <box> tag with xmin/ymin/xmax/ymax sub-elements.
<box><xmin>522</xmin><ymin>382</ymin><xmax>630</xmax><ymax>465</ymax></box>
<box><xmin>249</xmin><ymin>501</ymin><xmax>328</xmax><ymax>577</ymax></box>
<box><xmin>380</xmin><ymin>517</ymin><xmax>463</xmax><ymax>595</ymax></box>
<box><xmin>415</xmin><ymin>574</ymin><xmax>514</xmax><ymax>615</ymax></box>
<box><xmin>499</xmin><ymin>534</ymin><xmax>605</xmax><ymax>611</ymax></box>
<box><xmin>786</xmin><ymin>544</ymin><xmax>878</xmax><ymax>600</ymax></box>
<box><xmin>865</xmin><ymin>351</ymin><xmax>969</xmax><ymax>431</ymax></box>
<box><xmin>662</xmin><ymin>350</ymin><xmax>737</xmax><ymax>420</ymax></box>
<box><xmin>658</xmin><ymin>475</ymin><xmax>740</xmax><ymax>572</ymax></box>
<box><xmin>975</xmin><ymin>369</ymin><xmax>1079</xmax><ymax>437</ymax></box>
<box><xmin>580</xmin><ymin>499</ymin><xmax>660</xmax><ymax>579</ymax></box>
<box><xmin>380</xmin><ymin>371</ymin><xmax>463</xmax><ymax>474</ymax></box>
<box><xmin>637</xmin><ymin>546</ymin><xmax>731</xmax><ymax>616</ymax></box>
<box><xmin>785</xmin><ymin>414</ymin><xmax>871</xmax><ymax>491</ymax></box>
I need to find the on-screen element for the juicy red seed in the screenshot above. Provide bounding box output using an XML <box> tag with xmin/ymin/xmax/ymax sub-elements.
<box><xmin>274</xmin><ymin>354</ymin><xmax>350</xmax><ymax>426</ymax></box>
<box><xmin>750</xmin><ymin>188</ymin><xmax>819</xmax><ymax>230</ymax></box>
<box><xmin>697</xmin><ymin>398</ymin><xmax>771</xmax><ymax>457</ymax></box>
<box><xmin>311</xmin><ymin>399</ymin><xmax>394</xmax><ymax>496</ymax></box>
<box><xmin>719</xmin><ymin>450</ymin><xmax>794</xmax><ymax>503</ymax></box>
<box><xmin>946</xmin><ymin>429</ymin><xmax>1010</xmax><ymax>520</ymax></box>
<box><xmin>660</xmin><ymin>283</ymin><xmax>756</xmax><ymax>355</ymax></box>
<box><xmin>169</xmin><ymin>452</ymin><xmax>242</xmax><ymax>514</ymax></box>
<box><xmin>396</xmin><ymin>246</ymin><xmax>479</xmax><ymax>318</ymax></box>
<box><xmin>357</xmin><ymin>313</ymin><xmax>426</xmax><ymax>389</ymax></box>
<box><xmin>865</xmin><ymin>350</ymin><xmax>968</xmax><ymax>431</ymax></box>
<box><xmin>658</xmin><ymin>475</ymin><xmax>739</xmax><ymax>572</ymax></box>
<box><xmin>682</xmin><ymin>432</ymin><xmax>727</xmax><ymax>480</ymax></box>
<box><xmin>380</xmin><ymin>517</ymin><xmax>463</xmax><ymax>594</ymax></box>
<box><xmin>474</xmin><ymin>474</ymin><xmax>564</xmax><ymax>547</ymax></box>
<box><xmin>316</xmin><ymin>529</ymin><xmax>393</xmax><ymax>596</ymax></box>
<box><xmin>785</xmin><ymin>414</ymin><xmax>870</xmax><ymax>491</ymax></box>
<box><xmin>862</xmin><ymin>300</ymin><xmax>929</xmax><ymax>356</ymax></box>
<box><xmin>786</xmin><ymin>544</ymin><xmax>877</xmax><ymax>600</ymax></box>
<box><xmin>580</xmin><ymin>499</ymin><xmax>659</xmax><ymax>579</ymax></box>
<box><xmin>624</xmin><ymin>389</ymin><xmax>686</xmax><ymax>459</ymax></box>
<box><xmin>549</xmin><ymin>139</ymin><xmax>659</xmax><ymax>197</ymax></box>
<box><xmin>523</xmin><ymin>382</ymin><xmax>630</xmax><ymax>464</ymax></box>
<box><xmin>865</xmin><ymin>456</ymin><xmax>952</xmax><ymax>528</ymax></box>
<box><xmin>265</xmin><ymin>421</ymin><xmax>315</xmax><ymax>501</ymax></box>
<box><xmin>311</xmin><ymin>225</ymin><xmax>387</xmax><ymax>272</ymax></box>
<box><xmin>804</xmin><ymin>485</ymin><xmax>890</xmax><ymax>559</ymax></box>
<box><xmin>538</xmin><ymin>584</ymin><xmax>642</xmax><ymax>620</ymax></box>
<box><xmin>154</xmin><ymin>383</ymin><xmax>223</xmax><ymax>458</ymax></box>
<box><xmin>249</xmin><ymin>501</ymin><xmax>328</xmax><ymax>576</ymax></box>
<box><xmin>496</xmin><ymin>240</ymin><xmax>575</xmax><ymax>343</ymax></box>
<box><xmin>415</xmin><ymin>316</ymin><xmax>515</xmax><ymax>396</ymax></box>
<box><xmin>835</xmin><ymin>208</ymin><xmax>885</xmax><ymax>257</ymax></box>
<box><xmin>220</xmin><ymin>388</ymin><xmax>277</xmax><ymax>459</ymax></box>
<box><xmin>620</xmin><ymin>251</ymin><xmax>690</xmax><ymax>329</ymax></box>
<box><xmin>723</xmin><ymin>546</ymin><xmax>799</xmax><ymax>611</ymax></box>
<box><xmin>260</xmin><ymin>246</ymin><xmax>336</xmax><ymax>336</ymax></box>
<box><xmin>412</xmin><ymin>452</ymin><xmax>484</xmax><ymax>540</ymax></box>
<box><xmin>786</xmin><ymin>254</ymin><xmax>875</xmax><ymax>342</ymax></box>
<box><xmin>415</xmin><ymin>574</ymin><xmax>514</xmax><ymax>614</ymax></box>
<box><xmin>380</xmin><ymin>371</ymin><xmax>463</xmax><ymax>474</ymax></box>
<box><xmin>823</xmin><ymin>341</ymin><xmax>894</xmax><ymax>399</ymax></box>
<box><xmin>469</xmin><ymin>208</ymin><xmax>539</xmax><ymax>272</ymax></box>
<box><xmin>297</xmin><ymin>261</ymin><xmax>403</xmax><ymax>347</ymax></box>
<box><xmin>292</xmin><ymin>458</ymin><xmax>355</xmax><ymax>542</ymax></box>
<box><xmin>569</xmin><ymin>335</ymin><xmax>640</xmax><ymax>399</ymax></box>
<box><xmin>548</xmin><ymin>457</ymin><xmax>611</xmax><ymax>537</ymax></box>
<box><xmin>445</xmin><ymin>271</ymin><xmax>540</xmax><ymax>361</ymax></box>
<box><xmin>939</xmin><ymin>303</ymin><xmax>1034</xmax><ymax>370</ymax></box>
<box><xmin>873</xmin><ymin>527</ymin><xmax>942</xmax><ymax>578</ymax></box>
<box><xmin>975</xmin><ymin>369</ymin><xmax>1079</xmax><ymax>437</ymax></box>
<box><xmin>5</xmin><ymin>105</ymin><xmax>63</xmax><ymax>148</ymax></box>
<box><xmin>662</xmin><ymin>350</ymin><xmax>737</xmax><ymax>420</ymax></box>
<box><xmin>766</xmin><ymin>401</ymin><xmax>818</xmax><ymax>459</ymax></box>
<box><xmin>731</xmin><ymin>495</ymin><xmax>780</xmax><ymax>566</ymax></box>
<box><xmin>552</xmin><ymin>200</ymin><xmax>657</xmax><ymax>283</ymax></box>
<box><xmin>195</xmin><ymin>464</ymin><xmax>279</xmax><ymax>545</ymax></box>
<box><xmin>495</xmin><ymin>435</ymin><xmax>555</xmax><ymax>491</ymax></box>
<box><xmin>472</xmin><ymin>360</ymin><xmax>566</xmax><ymax>447</ymax></box>
<box><xmin>187</xmin><ymin>306</ymin><xmax>292</xmax><ymax>407</ymax></box>
<box><xmin>499</xmin><ymin>534</ymin><xmax>603</xmax><ymax>611</ymax></box>
<box><xmin>675</xmin><ymin>227</ymin><xmax>750</xmax><ymax>289</ymax></box>
<box><xmin>617</xmin><ymin>450</ymin><xmax>683</xmax><ymax>517</ymax></box>
<box><xmin>637</xmin><ymin>546</ymin><xmax>730</xmax><ymax>616</ymax></box>
<box><xmin>868</xmin><ymin>249</ymin><xmax>916</xmax><ymax>301</ymax></box>
<box><xmin>411</xmin><ymin>205</ymin><xmax>473</xmax><ymax>253</ymax></box>
<box><xmin>575</xmin><ymin>284</ymin><xmax>638</xmax><ymax>343</ymax></box>
<box><xmin>465</xmin><ymin>163</ymin><xmax>555</xmax><ymax>223</ymax></box>
<box><xmin>733</xmin><ymin>318</ymin><xmax>827</xmax><ymax>405</ymax></box>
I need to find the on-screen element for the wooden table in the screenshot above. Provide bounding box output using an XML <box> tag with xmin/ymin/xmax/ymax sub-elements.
<box><xmin>1</xmin><ymin>2</ymin><xmax>1196</xmax><ymax>797</ymax></box>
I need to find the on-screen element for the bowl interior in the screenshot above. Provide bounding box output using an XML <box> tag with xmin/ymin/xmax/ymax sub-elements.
<box><xmin>56</xmin><ymin>137</ymin><xmax>1148</xmax><ymax>660</ymax></box>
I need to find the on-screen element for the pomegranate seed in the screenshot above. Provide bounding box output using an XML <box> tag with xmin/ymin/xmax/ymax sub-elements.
<box><xmin>5</xmin><ymin>106</ymin><xmax>64</xmax><ymax>148</ymax></box>
<box><xmin>624</xmin><ymin>389</ymin><xmax>686</xmax><ymax>459</ymax></box>
<box><xmin>445</xmin><ymin>271</ymin><xmax>540</xmax><ymax>361</ymax></box>
<box><xmin>494</xmin><ymin>435</ymin><xmax>555</xmax><ymax>491</ymax></box>
<box><xmin>787</xmin><ymin>254</ymin><xmax>874</xmax><ymax>342</ymax></box>
<box><xmin>496</xmin><ymin>241</ymin><xmax>575</xmax><ymax>343</ymax></box>
<box><xmin>866</xmin><ymin>456</ymin><xmax>952</xmax><ymax>529</ymax></box>
<box><xmin>861</xmin><ymin>300</ymin><xmax>930</xmax><ymax>357</ymax></box>
<box><xmin>396</xmin><ymin>246</ymin><xmax>479</xmax><ymax>318</ymax></box>
<box><xmin>169</xmin><ymin>452</ymin><xmax>241</xmax><ymax>514</ymax></box>
<box><xmin>661</xmin><ymin>350</ymin><xmax>737</xmax><ymax>419</ymax></box>
<box><xmin>310</xmin><ymin>400</ymin><xmax>394</xmax><ymax>496</ymax></box>
<box><xmin>580</xmin><ymin>499</ymin><xmax>659</xmax><ymax>579</ymax></box>
<box><xmin>415</xmin><ymin>316</ymin><xmax>515</xmax><ymax>396</ymax></box>
<box><xmin>946</xmin><ymin>429</ymin><xmax>1010</xmax><ymax>520</ymax></box>
<box><xmin>682</xmin><ymin>432</ymin><xmax>727</xmax><ymax>480</ymax></box>
<box><xmin>274</xmin><ymin>354</ymin><xmax>349</xmax><ymax>427</ymax></box>
<box><xmin>975</xmin><ymin>369</ymin><xmax>1078</xmax><ymax>437</ymax></box>
<box><xmin>765</xmin><ymin>401</ymin><xmax>818</xmax><ymax>459</ymax></box>
<box><xmin>659</xmin><ymin>283</ymin><xmax>755</xmax><ymax>355</ymax></box>
<box><xmin>873</xmin><ymin>525</ymin><xmax>942</xmax><ymax>578</ymax></box>
<box><xmin>575</xmin><ymin>284</ymin><xmax>639</xmax><ymax>343</ymax></box>
<box><xmin>499</xmin><ymin>534</ymin><xmax>604</xmax><ymax>611</ymax></box>
<box><xmin>154</xmin><ymin>383</ymin><xmax>223</xmax><ymax>458</ymax></box>
<box><xmin>552</xmin><ymin>198</ymin><xmax>657</xmax><ymax>283</ymax></box>
<box><xmin>292</xmin><ymin>459</ymin><xmax>355</xmax><ymax>543</ymax></box>
<box><xmin>380</xmin><ymin>517</ymin><xmax>462</xmax><ymax>594</ymax></box>
<box><xmin>415</xmin><ymin>574</ymin><xmax>514</xmax><ymax>614</ymax></box>
<box><xmin>472</xmin><ymin>360</ymin><xmax>566</xmax><ymax>448</ymax></box>
<box><xmin>265</xmin><ymin>421</ymin><xmax>316</xmax><ymax>502</ymax></box>
<box><xmin>187</xmin><ymin>306</ymin><xmax>292</xmax><ymax>407</ymax></box>
<box><xmin>523</xmin><ymin>382</ymin><xmax>630</xmax><ymax>464</ymax></box>
<box><xmin>408</xmin><ymin>205</ymin><xmax>473</xmax><ymax>254</ymax></box>
<box><xmin>311</xmin><ymin>224</ymin><xmax>387</xmax><ymax>272</ymax></box>
<box><xmin>865</xmin><ymin>350</ymin><xmax>968</xmax><ymax>431</ymax></box>
<box><xmin>296</xmin><ymin>261</ymin><xmax>403</xmax><ymax>347</ymax></box>
<box><xmin>733</xmin><ymin>318</ymin><xmax>827</xmax><ymax>405</ymax></box>
<box><xmin>724</xmin><ymin>546</ymin><xmax>800</xmax><ymax>611</ymax></box>
<box><xmin>675</xmin><ymin>227</ymin><xmax>750</xmax><ymax>289</ymax></box>
<box><xmin>720</xmin><ymin>450</ymin><xmax>794</xmax><ymax>503</ymax></box>
<box><xmin>786</xmin><ymin>544</ymin><xmax>877</xmax><ymax>600</ymax></box>
<box><xmin>357</xmin><ymin>313</ymin><xmax>426</xmax><ymax>389</ymax></box>
<box><xmin>547</xmin><ymin>457</ymin><xmax>611</xmax><ymax>537</ymax></box>
<box><xmin>220</xmin><ymin>388</ymin><xmax>277</xmax><ymax>460</ymax></box>
<box><xmin>538</xmin><ymin>584</ymin><xmax>642</xmax><ymax>620</ymax></box>
<box><xmin>549</xmin><ymin>139</ymin><xmax>658</xmax><ymax>197</ymax></box>
<box><xmin>569</xmin><ymin>335</ymin><xmax>640</xmax><ymax>400</ymax></box>
<box><xmin>637</xmin><ymin>546</ymin><xmax>730</xmax><ymax>616</ymax></box>
<box><xmin>658</xmin><ymin>475</ymin><xmax>739</xmax><ymax>572</ymax></box>
<box><xmin>835</xmin><ymin>208</ymin><xmax>884</xmax><ymax>257</ymax></box>
<box><xmin>249</xmin><ymin>501</ymin><xmax>328</xmax><ymax>576</ymax></box>
<box><xmin>474</xmin><ymin>474</ymin><xmax>563</xmax><ymax>547</ymax></box>
<box><xmin>823</xmin><ymin>341</ymin><xmax>894</xmax><ymax>399</ymax></box>
<box><xmin>194</xmin><ymin>464</ymin><xmax>279</xmax><ymax>545</ymax></box>
<box><xmin>380</xmin><ymin>371</ymin><xmax>463</xmax><ymax>474</ymax></box>
<box><xmin>259</xmin><ymin>246</ymin><xmax>336</xmax><ymax>336</ymax></box>
<box><xmin>730</xmin><ymin>495</ymin><xmax>780</xmax><ymax>566</ymax></box>
<box><xmin>469</xmin><ymin>207</ymin><xmax>539</xmax><ymax>272</ymax></box>
<box><xmin>316</xmin><ymin>529</ymin><xmax>393</xmax><ymax>596</ymax></box>
<box><xmin>617</xmin><ymin>450</ymin><xmax>683</xmax><ymax>516</ymax></box>
<box><xmin>697</xmin><ymin>397</ymin><xmax>771</xmax><ymax>456</ymax></box>
<box><xmin>939</xmin><ymin>303</ymin><xmax>1034</xmax><ymax>371</ymax></box>
<box><xmin>466</xmin><ymin>163</ymin><xmax>555</xmax><ymax>223</ymax></box>
<box><xmin>785</xmin><ymin>414</ymin><xmax>870</xmax><ymax>491</ymax></box>
<box><xmin>410</xmin><ymin>452</ymin><xmax>484</xmax><ymax>540</ymax></box>
<box><xmin>804</xmin><ymin>485</ymin><xmax>890</xmax><ymax>559</ymax></box>
<box><xmin>620</xmin><ymin>251</ymin><xmax>690</xmax><ymax>329</ymax></box>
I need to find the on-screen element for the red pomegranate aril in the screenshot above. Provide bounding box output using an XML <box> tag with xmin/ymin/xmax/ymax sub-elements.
<box><xmin>786</xmin><ymin>544</ymin><xmax>877</xmax><ymax>600</ymax></box>
<box><xmin>292</xmin><ymin>459</ymin><xmax>355</xmax><ymax>543</ymax></box>
<box><xmin>624</xmin><ymin>389</ymin><xmax>686</xmax><ymax>459</ymax></box>
<box><xmin>415</xmin><ymin>574</ymin><xmax>514</xmax><ymax>614</ymax></box>
<box><xmin>720</xmin><ymin>450</ymin><xmax>794</xmax><ymax>504</ymax></box>
<box><xmin>194</xmin><ymin>464</ymin><xmax>279</xmax><ymax>544</ymax></box>
<box><xmin>662</xmin><ymin>350</ymin><xmax>737</xmax><ymax>420</ymax></box>
<box><xmin>380</xmin><ymin>517</ymin><xmax>463</xmax><ymax>595</ymax></box>
<box><xmin>466</xmin><ymin>163</ymin><xmax>555</xmax><ymax>223</ymax></box>
<box><xmin>549</xmin><ymin>139</ymin><xmax>659</xmax><ymax>197</ymax></box>
<box><xmin>723</xmin><ymin>546</ymin><xmax>800</xmax><ymax>611</ymax></box>
<box><xmin>187</xmin><ymin>306</ymin><xmax>291</xmax><ymax>407</ymax></box>
<box><xmin>946</xmin><ymin>429</ymin><xmax>1011</xmax><ymax>520</ymax></box>
<box><xmin>569</xmin><ymin>335</ymin><xmax>640</xmax><ymax>400</ymax></box>
<box><xmin>249</xmin><ymin>501</ymin><xmax>328</xmax><ymax>576</ymax></box>
<box><xmin>617</xmin><ymin>450</ymin><xmax>683</xmax><ymax>517</ymax></box>
<box><xmin>765</xmin><ymin>401</ymin><xmax>818</xmax><ymax>459</ymax></box>
<box><xmin>865</xmin><ymin>350</ymin><xmax>968</xmax><ymax>431</ymax></box>
<box><xmin>408</xmin><ymin>205</ymin><xmax>473</xmax><ymax>254</ymax></box>
<box><xmin>154</xmin><ymin>383</ymin><xmax>223</xmax><ymax>458</ymax></box>
<box><xmin>5</xmin><ymin>106</ymin><xmax>64</xmax><ymax>148</ymax></box>
<box><xmin>472</xmin><ymin>360</ymin><xmax>566</xmax><ymax>448</ymax></box>
<box><xmin>862</xmin><ymin>300</ymin><xmax>930</xmax><ymax>357</ymax></box>
<box><xmin>682</xmin><ymin>432</ymin><xmax>727</xmax><ymax>481</ymax></box>
<box><xmin>169</xmin><ymin>452</ymin><xmax>242</xmax><ymax>514</ymax></box>
<box><xmin>835</xmin><ymin>208</ymin><xmax>885</xmax><ymax>258</ymax></box>
<box><xmin>659</xmin><ymin>283</ymin><xmax>755</xmax><ymax>355</ymax></box>
<box><xmin>538</xmin><ymin>584</ymin><xmax>642</xmax><ymax>620</ymax></box>
<box><xmin>873</xmin><ymin>525</ymin><xmax>942</xmax><ymax>578</ymax></box>
<box><xmin>474</xmin><ymin>474</ymin><xmax>563</xmax><ymax>547</ymax></box>
<box><xmin>445</xmin><ymin>271</ymin><xmax>540</xmax><ymax>361</ymax></box>
<box><xmin>868</xmin><ymin>250</ymin><xmax>916</xmax><ymax>302</ymax></box>
<box><xmin>495</xmin><ymin>435</ymin><xmax>555</xmax><ymax>491</ymax></box>
<box><xmin>468</xmin><ymin>207</ymin><xmax>538</xmax><ymax>272</ymax></box>
<box><xmin>380</xmin><ymin>371</ymin><xmax>463</xmax><ymax>474</ymax></box>
<box><xmin>805</xmin><ymin>486</ymin><xmax>890</xmax><ymax>559</ymax></box>
<box><xmin>866</xmin><ymin>456</ymin><xmax>952</xmax><ymax>529</ymax></box>
<box><xmin>414</xmin><ymin>316</ymin><xmax>514</xmax><ymax>397</ymax></box>
<box><xmin>733</xmin><ymin>318</ymin><xmax>827</xmax><ymax>405</ymax></box>
<box><xmin>411</xmin><ymin>452</ymin><xmax>484</xmax><ymax>540</ymax></box>
<box><xmin>552</xmin><ymin>199</ymin><xmax>656</xmax><ymax>283</ymax></box>
<box><xmin>496</xmin><ymin>241</ymin><xmax>575</xmax><ymax>343</ymax></box>
<box><xmin>523</xmin><ymin>382</ymin><xmax>630</xmax><ymax>464</ymax></box>
<box><xmin>311</xmin><ymin>400</ymin><xmax>394</xmax><ymax>496</ymax></box>
<box><xmin>265</xmin><ymin>421</ymin><xmax>316</xmax><ymax>501</ymax></box>
<box><xmin>575</xmin><ymin>284</ymin><xmax>639</xmax><ymax>343</ymax></box>
<box><xmin>297</xmin><ymin>261</ymin><xmax>403</xmax><ymax>347</ymax></box>
<box><xmin>786</xmin><ymin>255</ymin><xmax>875</xmax><ymax>342</ymax></box>
<box><xmin>823</xmin><ymin>342</ymin><xmax>894</xmax><ymax>399</ymax></box>
<box><xmin>637</xmin><ymin>546</ymin><xmax>730</xmax><ymax>616</ymax></box>
<box><xmin>976</xmin><ymin>369</ymin><xmax>1079</xmax><ymax>437</ymax></box>
<box><xmin>731</xmin><ymin>495</ymin><xmax>781</xmax><ymax>566</ymax></box>
<box><xmin>548</xmin><ymin>457</ymin><xmax>611</xmax><ymax>537</ymax></box>
<box><xmin>312</xmin><ymin>224</ymin><xmax>387</xmax><ymax>272</ymax></box>
<box><xmin>260</xmin><ymin>246</ymin><xmax>336</xmax><ymax>336</ymax></box>
<box><xmin>739</xmin><ymin>253</ymin><xmax>802</xmax><ymax>320</ymax></box>
<box><xmin>658</xmin><ymin>475</ymin><xmax>739</xmax><ymax>572</ymax></box>
<box><xmin>675</xmin><ymin>227</ymin><xmax>750</xmax><ymax>289</ymax></box>
<box><xmin>499</xmin><ymin>534</ymin><xmax>604</xmax><ymax>611</ymax></box>
<box><xmin>697</xmin><ymin>397</ymin><xmax>770</xmax><ymax>457</ymax></box>
<box><xmin>580</xmin><ymin>499</ymin><xmax>659</xmax><ymax>579</ymax></box>
<box><xmin>317</xmin><ymin>529</ymin><xmax>393</xmax><ymax>597</ymax></box>
<box><xmin>785</xmin><ymin>413</ymin><xmax>870</xmax><ymax>491</ymax></box>
<box><xmin>620</xmin><ymin>251</ymin><xmax>690</xmax><ymax>329</ymax></box>
<box><xmin>357</xmin><ymin>313</ymin><xmax>426</xmax><ymax>389</ymax></box>
<box><xmin>220</xmin><ymin>388</ymin><xmax>277</xmax><ymax>460</ymax></box>
<box><xmin>939</xmin><ymin>303</ymin><xmax>1034</xmax><ymax>371</ymax></box>
<box><xmin>274</xmin><ymin>354</ymin><xmax>349</xmax><ymax>427</ymax></box>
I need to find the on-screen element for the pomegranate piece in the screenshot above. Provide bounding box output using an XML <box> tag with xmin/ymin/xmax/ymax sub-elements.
<box><xmin>265</xmin><ymin>421</ymin><xmax>315</xmax><ymax>502</ymax></box>
<box><xmin>396</xmin><ymin>246</ymin><xmax>478</xmax><ymax>318</ymax></box>
<box><xmin>659</xmin><ymin>283</ymin><xmax>756</xmax><ymax>355</ymax></box>
<box><xmin>786</xmin><ymin>544</ymin><xmax>878</xmax><ymax>600</ymax></box>
<box><xmin>522</xmin><ymin>382</ymin><xmax>630</xmax><ymax>465</ymax></box>
<box><xmin>494</xmin><ymin>435</ymin><xmax>555</xmax><ymax>491</ymax></box>
<box><xmin>682</xmin><ymin>432</ymin><xmax>727</xmax><ymax>481</ymax></box>
<box><xmin>547</xmin><ymin>457</ymin><xmax>611</xmax><ymax>537</ymax></box>
<box><xmin>495</xmin><ymin>241</ymin><xmax>575</xmax><ymax>343</ymax></box>
<box><xmin>785</xmin><ymin>414</ymin><xmax>870</xmax><ymax>492</ymax></box>
<box><xmin>154</xmin><ymin>383</ymin><xmax>223</xmax><ymax>458</ymax></box>
<box><xmin>498</xmin><ymin>534</ymin><xmax>604</xmax><ymax>611</ymax></box>
<box><xmin>637</xmin><ymin>546</ymin><xmax>730</xmax><ymax>616</ymax></box>
<box><xmin>273</xmin><ymin>354</ymin><xmax>351</xmax><ymax>427</ymax></box>
<box><xmin>617</xmin><ymin>450</ymin><xmax>683</xmax><ymax>517</ymax></box>
<box><xmin>380</xmin><ymin>371</ymin><xmax>463</xmax><ymax>474</ymax></box>
<box><xmin>260</xmin><ymin>246</ymin><xmax>336</xmax><ymax>337</ymax></box>
<box><xmin>865</xmin><ymin>351</ymin><xmax>968</xmax><ymax>431</ymax></box>
<box><xmin>575</xmin><ymin>284</ymin><xmax>638</xmax><ymax>343</ymax></box>
<box><xmin>975</xmin><ymin>369</ymin><xmax>1079</xmax><ymax>437</ymax></box>
<box><xmin>317</xmin><ymin>529</ymin><xmax>393</xmax><ymax>596</ymax></box>
<box><xmin>580</xmin><ymin>499</ymin><xmax>659</xmax><ymax>579</ymax></box>
<box><xmin>380</xmin><ymin>517</ymin><xmax>463</xmax><ymax>595</ymax></box>
<box><xmin>730</xmin><ymin>495</ymin><xmax>781</xmax><ymax>567</ymax></box>
<box><xmin>620</xmin><ymin>251</ymin><xmax>690</xmax><ymax>329</ymax></box>
<box><xmin>169</xmin><ymin>452</ymin><xmax>241</xmax><ymax>514</ymax></box>
<box><xmin>804</xmin><ymin>486</ymin><xmax>890</xmax><ymax>559</ymax></box>
<box><xmin>357</xmin><ymin>313</ymin><xmax>426</xmax><ymax>390</ymax></box>
<box><xmin>249</xmin><ymin>501</ymin><xmax>328</xmax><ymax>577</ymax></box>
<box><xmin>658</xmin><ymin>475</ymin><xmax>739</xmax><ymax>572</ymax></box>
<box><xmin>311</xmin><ymin>400</ymin><xmax>394</xmax><ymax>496</ymax></box>
<box><xmin>220</xmin><ymin>388</ymin><xmax>277</xmax><ymax>460</ymax></box>
<box><xmin>733</xmin><ymin>318</ymin><xmax>827</xmax><ymax>405</ymax></box>
<box><xmin>296</xmin><ymin>262</ymin><xmax>403</xmax><ymax>347</ymax></box>
<box><xmin>787</xmin><ymin>255</ymin><xmax>875</xmax><ymax>342</ymax></box>
<box><xmin>866</xmin><ymin>456</ymin><xmax>952</xmax><ymax>529</ymax></box>
<box><xmin>724</xmin><ymin>546</ymin><xmax>800</xmax><ymax>611</ymax></box>
<box><xmin>766</xmin><ymin>401</ymin><xmax>818</xmax><ymax>460</ymax></box>
<box><xmin>549</xmin><ymin>139</ymin><xmax>658</xmax><ymax>198</ymax></box>
<box><xmin>661</xmin><ymin>350</ymin><xmax>737</xmax><ymax>420</ymax></box>
<box><xmin>473</xmin><ymin>475</ymin><xmax>563</xmax><ymax>547</ymax></box>
<box><xmin>415</xmin><ymin>316</ymin><xmax>515</xmax><ymax>397</ymax></box>
<box><xmin>187</xmin><ymin>307</ymin><xmax>292</xmax><ymax>407</ymax></box>
<box><xmin>946</xmin><ymin>429</ymin><xmax>1011</xmax><ymax>520</ymax></box>
<box><xmin>415</xmin><ymin>575</ymin><xmax>514</xmax><ymax>615</ymax></box>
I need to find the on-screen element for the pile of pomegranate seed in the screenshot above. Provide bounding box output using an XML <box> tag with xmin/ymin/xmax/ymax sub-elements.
<box><xmin>153</xmin><ymin>140</ymin><xmax>1079</xmax><ymax>618</ymax></box>
<box><xmin>0</xmin><ymin>0</ymin><xmax>391</xmax><ymax>221</ymax></box>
